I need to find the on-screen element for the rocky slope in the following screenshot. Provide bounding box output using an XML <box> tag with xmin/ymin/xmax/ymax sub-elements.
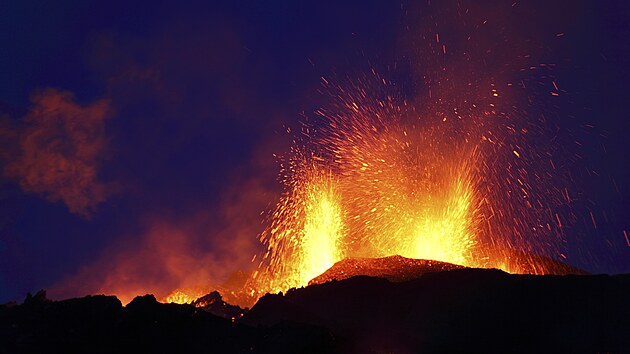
<box><xmin>2</xmin><ymin>262</ymin><xmax>627</xmax><ymax>353</ymax></box>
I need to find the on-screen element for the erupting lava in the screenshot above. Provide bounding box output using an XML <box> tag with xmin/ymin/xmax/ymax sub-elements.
<box><xmin>253</xmin><ymin>134</ymin><xmax>478</xmax><ymax>294</ymax></box>
<box><xmin>159</xmin><ymin>67</ymin><xmax>575</xmax><ymax>308</ymax></box>
<box><xmin>159</xmin><ymin>15</ymin><xmax>582</xmax><ymax>306</ymax></box>
<box><xmin>245</xmin><ymin>71</ymin><xmax>573</xmax><ymax>300</ymax></box>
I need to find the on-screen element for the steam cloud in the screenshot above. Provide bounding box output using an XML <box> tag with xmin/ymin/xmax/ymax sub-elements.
<box><xmin>4</xmin><ymin>89</ymin><xmax>110</xmax><ymax>217</ymax></box>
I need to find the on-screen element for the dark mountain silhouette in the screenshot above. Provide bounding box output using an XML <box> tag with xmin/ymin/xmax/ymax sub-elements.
<box><xmin>2</xmin><ymin>261</ymin><xmax>628</xmax><ymax>353</ymax></box>
<box><xmin>245</xmin><ymin>268</ymin><xmax>630</xmax><ymax>353</ymax></box>
<box><xmin>0</xmin><ymin>291</ymin><xmax>333</xmax><ymax>354</ymax></box>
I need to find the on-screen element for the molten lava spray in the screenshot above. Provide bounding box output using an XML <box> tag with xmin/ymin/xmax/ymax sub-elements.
<box><xmin>167</xmin><ymin>5</ymin><xmax>582</xmax><ymax>305</ymax></box>
<box><xmin>248</xmin><ymin>70</ymin><xmax>573</xmax><ymax>299</ymax></box>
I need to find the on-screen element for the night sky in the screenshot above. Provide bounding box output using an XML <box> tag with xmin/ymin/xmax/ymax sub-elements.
<box><xmin>1</xmin><ymin>0</ymin><xmax>630</xmax><ymax>303</ymax></box>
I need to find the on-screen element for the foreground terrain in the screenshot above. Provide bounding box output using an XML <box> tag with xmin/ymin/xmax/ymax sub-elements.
<box><xmin>2</xmin><ymin>263</ymin><xmax>629</xmax><ymax>353</ymax></box>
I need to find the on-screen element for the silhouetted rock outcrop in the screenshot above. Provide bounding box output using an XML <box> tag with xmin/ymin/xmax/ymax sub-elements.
<box><xmin>2</xmin><ymin>266</ymin><xmax>628</xmax><ymax>353</ymax></box>
<box><xmin>0</xmin><ymin>292</ymin><xmax>334</xmax><ymax>353</ymax></box>
<box><xmin>191</xmin><ymin>291</ymin><xmax>247</xmax><ymax>321</ymax></box>
<box><xmin>0</xmin><ymin>292</ymin><xmax>123</xmax><ymax>354</ymax></box>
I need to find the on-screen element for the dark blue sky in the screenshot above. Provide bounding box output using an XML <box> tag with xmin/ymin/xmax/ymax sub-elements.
<box><xmin>1</xmin><ymin>0</ymin><xmax>629</xmax><ymax>303</ymax></box>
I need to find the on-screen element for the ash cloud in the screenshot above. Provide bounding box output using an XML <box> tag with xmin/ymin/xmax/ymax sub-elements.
<box><xmin>4</xmin><ymin>89</ymin><xmax>110</xmax><ymax>217</ymax></box>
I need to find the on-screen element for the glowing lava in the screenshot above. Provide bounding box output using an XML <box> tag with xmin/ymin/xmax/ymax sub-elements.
<box><xmin>155</xmin><ymin>72</ymin><xmax>577</xmax><ymax>306</ymax></box>
<box><xmin>162</xmin><ymin>286</ymin><xmax>212</xmax><ymax>304</ymax></box>
<box><xmin>168</xmin><ymin>70</ymin><xmax>574</xmax><ymax>306</ymax></box>
<box><xmin>249</xmin><ymin>78</ymin><xmax>497</xmax><ymax>298</ymax></box>
<box><xmin>253</xmin><ymin>162</ymin><xmax>346</xmax><ymax>294</ymax></box>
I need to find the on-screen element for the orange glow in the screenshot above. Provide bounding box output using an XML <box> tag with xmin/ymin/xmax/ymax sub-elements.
<box><xmin>163</xmin><ymin>286</ymin><xmax>212</xmax><ymax>304</ymax></box>
<box><xmin>251</xmin><ymin>139</ymin><xmax>481</xmax><ymax>297</ymax></box>
<box><xmin>249</xmin><ymin>80</ymin><xmax>486</xmax><ymax>298</ymax></box>
<box><xmin>52</xmin><ymin>71</ymin><xmax>575</xmax><ymax>308</ymax></box>
<box><xmin>299</xmin><ymin>179</ymin><xmax>345</xmax><ymax>285</ymax></box>
<box><xmin>397</xmin><ymin>174</ymin><xmax>475</xmax><ymax>265</ymax></box>
<box><xmin>252</xmin><ymin>164</ymin><xmax>346</xmax><ymax>294</ymax></box>
<box><xmin>248</xmin><ymin>73</ymin><xmax>574</xmax><ymax>298</ymax></box>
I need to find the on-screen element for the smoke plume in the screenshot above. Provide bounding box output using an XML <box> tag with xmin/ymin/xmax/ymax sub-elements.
<box><xmin>4</xmin><ymin>89</ymin><xmax>110</xmax><ymax>217</ymax></box>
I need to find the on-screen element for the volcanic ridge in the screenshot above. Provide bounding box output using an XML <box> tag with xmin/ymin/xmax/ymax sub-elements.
<box><xmin>2</xmin><ymin>256</ymin><xmax>628</xmax><ymax>353</ymax></box>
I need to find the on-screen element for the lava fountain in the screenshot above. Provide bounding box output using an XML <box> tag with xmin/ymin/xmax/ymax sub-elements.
<box><xmin>161</xmin><ymin>67</ymin><xmax>575</xmax><ymax>307</ymax></box>
<box><xmin>246</xmin><ymin>71</ymin><xmax>570</xmax><ymax>300</ymax></box>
